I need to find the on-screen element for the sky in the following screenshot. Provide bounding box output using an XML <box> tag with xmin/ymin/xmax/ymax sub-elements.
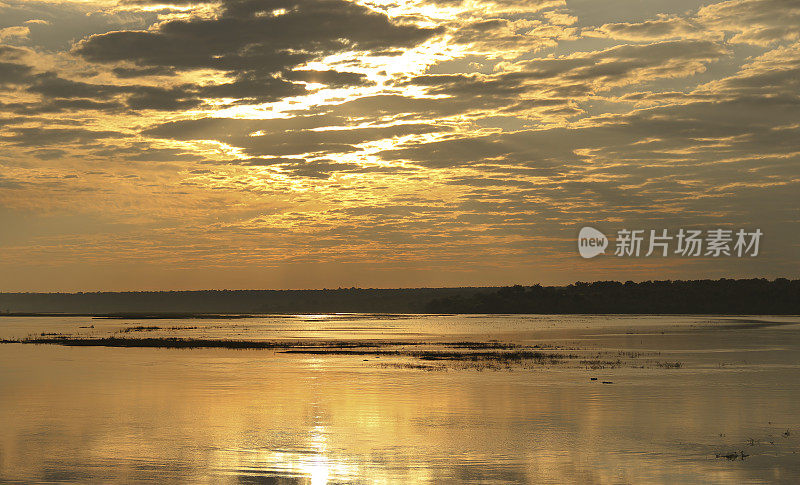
<box><xmin>0</xmin><ymin>0</ymin><xmax>798</xmax><ymax>291</ymax></box>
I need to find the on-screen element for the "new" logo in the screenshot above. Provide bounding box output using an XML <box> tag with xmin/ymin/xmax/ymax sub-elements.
<box><xmin>578</xmin><ymin>227</ymin><xmax>608</xmax><ymax>258</ymax></box>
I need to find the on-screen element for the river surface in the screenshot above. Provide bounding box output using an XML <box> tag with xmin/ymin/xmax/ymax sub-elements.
<box><xmin>1</xmin><ymin>314</ymin><xmax>799</xmax><ymax>484</ymax></box>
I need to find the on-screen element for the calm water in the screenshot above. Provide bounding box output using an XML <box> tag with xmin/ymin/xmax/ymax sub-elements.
<box><xmin>1</xmin><ymin>314</ymin><xmax>799</xmax><ymax>484</ymax></box>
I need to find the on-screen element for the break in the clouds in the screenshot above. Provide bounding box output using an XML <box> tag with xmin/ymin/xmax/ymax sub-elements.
<box><xmin>0</xmin><ymin>0</ymin><xmax>797</xmax><ymax>290</ymax></box>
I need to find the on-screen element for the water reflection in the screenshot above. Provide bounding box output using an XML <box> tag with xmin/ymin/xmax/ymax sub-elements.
<box><xmin>0</xmin><ymin>316</ymin><xmax>799</xmax><ymax>483</ymax></box>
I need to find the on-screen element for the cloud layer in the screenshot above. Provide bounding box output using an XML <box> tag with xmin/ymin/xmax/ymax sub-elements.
<box><xmin>0</xmin><ymin>0</ymin><xmax>797</xmax><ymax>290</ymax></box>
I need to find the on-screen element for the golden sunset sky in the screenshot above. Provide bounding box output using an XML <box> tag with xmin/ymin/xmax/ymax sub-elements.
<box><xmin>0</xmin><ymin>0</ymin><xmax>798</xmax><ymax>290</ymax></box>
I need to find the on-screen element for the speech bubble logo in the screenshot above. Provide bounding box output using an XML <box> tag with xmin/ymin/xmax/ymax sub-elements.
<box><xmin>578</xmin><ymin>227</ymin><xmax>608</xmax><ymax>258</ymax></box>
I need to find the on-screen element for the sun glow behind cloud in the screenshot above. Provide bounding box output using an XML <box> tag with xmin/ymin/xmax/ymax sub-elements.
<box><xmin>0</xmin><ymin>0</ymin><xmax>797</xmax><ymax>290</ymax></box>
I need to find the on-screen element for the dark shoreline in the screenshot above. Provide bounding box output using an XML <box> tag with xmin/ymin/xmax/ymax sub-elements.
<box><xmin>0</xmin><ymin>279</ymin><xmax>798</xmax><ymax>315</ymax></box>
<box><xmin>1</xmin><ymin>312</ymin><xmax>799</xmax><ymax>319</ymax></box>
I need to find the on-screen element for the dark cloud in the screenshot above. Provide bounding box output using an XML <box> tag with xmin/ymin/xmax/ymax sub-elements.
<box><xmin>124</xmin><ymin>86</ymin><xmax>204</xmax><ymax>111</ymax></box>
<box><xmin>91</xmin><ymin>144</ymin><xmax>204</xmax><ymax>162</ymax></box>
<box><xmin>0</xmin><ymin>61</ymin><xmax>32</xmax><ymax>85</ymax></box>
<box><xmin>378</xmin><ymin>131</ymin><xmax>567</xmax><ymax>168</ymax></box>
<box><xmin>143</xmin><ymin>113</ymin><xmax>450</xmax><ymax>156</ymax></box>
<box><xmin>0</xmin><ymin>45</ymin><xmax>27</xmax><ymax>58</ymax></box>
<box><xmin>0</xmin><ymin>44</ymin><xmax>33</xmax><ymax>86</ymax></box>
<box><xmin>300</xmin><ymin>93</ymin><xmax>529</xmax><ymax>122</ymax></box>
<box><xmin>112</xmin><ymin>66</ymin><xmax>177</xmax><ymax>78</ymax></box>
<box><xmin>585</xmin><ymin>17</ymin><xmax>705</xmax><ymax>40</ymax></box>
<box><xmin>240</xmin><ymin>123</ymin><xmax>447</xmax><ymax>157</ymax></box>
<box><xmin>227</xmin><ymin>157</ymin><xmax>306</xmax><ymax>166</ymax></box>
<box><xmin>193</xmin><ymin>75</ymin><xmax>306</xmax><ymax>104</ymax></box>
<box><xmin>0</xmin><ymin>0</ymin><xmax>438</xmax><ymax>114</ymax></box>
<box><xmin>516</xmin><ymin>40</ymin><xmax>726</xmax><ymax>85</ymax></box>
<box><xmin>0</xmin><ymin>174</ymin><xmax>25</xmax><ymax>188</ymax></box>
<box><xmin>20</xmin><ymin>69</ymin><xmax>311</xmax><ymax>110</ymax></box>
<box><xmin>277</xmin><ymin>159</ymin><xmax>362</xmax><ymax>179</ymax></box>
<box><xmin>27</xmin><ymin>72</ymin><xmax>127</xmax><ymax>98</ymax></box>
<box><xmin>403</xmin><ymin>73</ymin><xmax>531</xmax><ymax>97</ymax></box>
<box><xmin>444</xmin><ymin>176</ymin><xmax>538</xmax><ymax>188</ymax></box>
<box><xmin>8</xmin><ymin>71</ymin><xmax>196</xmax><ymax>111</ymax></box>
<box><xmin>6</xmin><ymin>98</ymin><xmax>124</xmax><ymax>114</ymax></box>
<box><xmin>387</xmin><ymin>40</ymin><xmax>727</xmax><ymax>118</ymax></box>
<box><xmin>2</xmin><ymin>127</ymin><xmax>124</xmax><ymax>146</ymax></box>
<box><xmin>75</xmin><ymin>0</ymin><xmax>441</xmax><ymax>74</ymax></box>
<box><xmin>120</xmin><ymin>0</ymin><xmax>214</xmax><ymax>4</ymax></box>
<box><xmin>421</xmin><ymin>0</ymin><xmax>561</xmax><ymax>9</ymax></box>
<box><xmin>283</xmin><ymin>69</ymin><xmax>373</xmax><ymax>88</ymax></box>
<box><xmin>274</xmin><ymin>159</ymin><xmax>411</xmax><ymax>178</ymax></box>
<box><xmin>379</xmin><ymin>59</ymin><xmax>800</xmax><ymax>169</ymax></box>
<box><xmin>27</xmin><ymin>148</ymin><xmax>67</xmax><ymax>160</ymax></box>
<box><xmin>143</xmin><ymin>114</ymin><xmax>347</xmax><ymax>141</ymax></box>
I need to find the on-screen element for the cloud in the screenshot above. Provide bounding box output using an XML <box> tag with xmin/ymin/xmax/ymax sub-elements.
<box><xmin>1</xmin><ymin>127</ymin><xmax>124</xmax><ymax>146</ymax></box>
<box><xmin>283</xmin><ymin>69</ymin><xmax>373</xmax><ymax>88</ymax></box>
<box><xmin>91</xmin><ymin>144</ymin><xmax>205</xmax><ymax>162</ymax></box>
<box><xmin>0</xmin><ymin>25</ymin><xmax>29</xmax><ymax>41</ymax></box>
<box><xmin>111</xmin><ymin>66</ymin><xmax>176</xmax><ymax>78</ymax></box>
<box><xmin>697</xmin><ymin>0</ymin><xmax>800</xmax><ymax>46</ymax></box>
<box><xmin>3</xmin><ymin>98</ymin><xmax>124</xmax><ymax>114</ymax></box>
<box><xmin>0</xmin><ymin>61</ymin><xmax>32</xmax><ymax>84</ymax></box>
<box><xmin>452</xmin><ymin>16</ymin><xmax>576</xmax><ymax>56</ymax></box>
<box><xmin>380</xmin><ymin>93</ymin><xmax>800</xmax><ymax>169</ymax></box>
<box><xmin>379</xmin><ymin>40</ymin><xmax>800</xmax><ymax>174</ymax></box>
<box><xmin>275</xmin><ymin>159</ymin><xmax>364</xmax><ymax>179</ymax></box>
<box><xmin>396</xmin><ymin>40</ymin><xmax>728</xmax><ymax>111</ymax></box>
<box><xmin>0</xmin><ymin>1</ymin><xmax>158</xmax><ymax>51</ymax></box>
<box><xmin>75</xmin><ymin>0</ymin><xmax>442</xmax><ymax>75</ymax></box>
<box><xmin>718</xmin><ymin>39</ymin><xmax>800</xmax><ymax>83</ymax></box>
<box><xmin>0</xmin><ymin>174</ymin><xmax>25</xmax><ymax>188</ymax></box>
<box><xmin>124</xmin><ymin>85</ymin><xmax>204</xmax><ymax>111</ymax></box>
<box><xmin>517</xmin><ymin>40</ymin><xmax>727</xmax><ymax>85</ymax></box>
<box><xmin>16</xmin><ymin>70</ymin><xmax>304</xmax><ymax>111</ymax></box>
<box><xmin>191</xmin><ymin>75</ymin><xmax>306</xmax><ymax>105</ymax></box>
<box><xmin>26</xmin><ymin>72</ymin><xmax>128</xmax><ymax>98</ymax></box>
<box><xmin>16</xmin><ymin>72</ymin><xmax>203</xmax><ymax>111</ymax></box>
<box><xmin>584</xmin><ymin>16</ymin><xmax>707</xmax><ymax>41</ymax></box>
<box><xmin>582</xmin><ymin>0</ymin><xmax>799</xmax><ymax>46</ymax></box>
<box><xmin>1</xmin><ymin>0</ymin><xmax>799</xmax><ymax>286</ymax></box>
<box><xmin>146</xmin><ymin>119</ymin><xmax>448</xmax><ymax>157</ymax></box>
<box><xmin>142</xmin><ymin>114</ymin><xmax>348</xmax><ymax>141</ymax></box>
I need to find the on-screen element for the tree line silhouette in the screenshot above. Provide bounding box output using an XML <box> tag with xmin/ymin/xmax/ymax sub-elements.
<box><xmin>0</xmin><ymin>279</ymin><xmax>796</xmax><ymax>315</ymax></box>
<box><xmin>424</xmin><ymin>279</ymin><xmax>800</xmax><ymax>314</ymax></box>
